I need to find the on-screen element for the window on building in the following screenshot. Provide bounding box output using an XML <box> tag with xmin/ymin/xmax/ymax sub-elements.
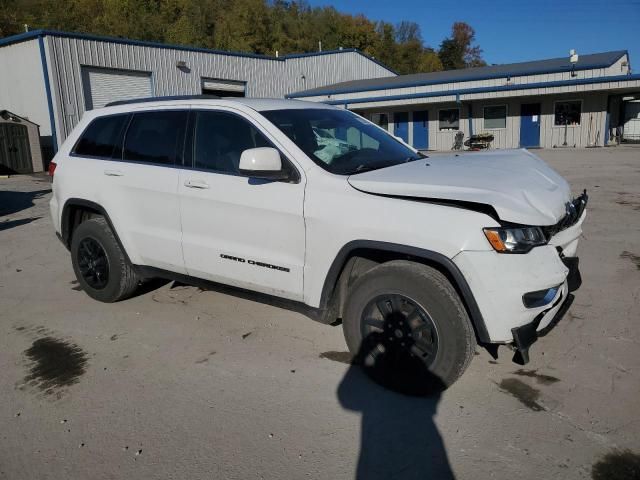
<box><xmin>193</xmin><ymin>111</ymin><xmax>271</xmax><ymax>174</ymax></box>
<box><xmin>201</xmin><ymin>78</ymin><xmax>246</xmax><ymax>98</ymax></box>
<box><xmin>73</xmin><ymin>114</ymin><xmax>129</xmax><ymax>159</ymax></box>
<box><xmin>439</xmin><ymin>109</ymin><xmax>460</xmax><ymax>131</ymax></box>
<box><xmin>123</xmin><ymin>111</ymin><xmax>188</xmax><ymax>165</ymax></box>
<box><xmin>554</xmin><ymin>101</ymin><xmax>582</xmax><ymax>126</ymax></box>
<box><xmin>483</xmin><ymin>105</ymin><xmax>507</xmax><ymax>129</ymax></box>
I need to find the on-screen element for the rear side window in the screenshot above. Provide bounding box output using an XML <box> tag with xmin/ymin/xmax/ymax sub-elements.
<box><xmin>73</xmin><ymin>114</ymin><xmax>129</xmax><ymax>158</ymax></box>
<box><xmin>123</xmin><ymin>111</ymin><xmax>188</xmax><ymax>165</ymax></box>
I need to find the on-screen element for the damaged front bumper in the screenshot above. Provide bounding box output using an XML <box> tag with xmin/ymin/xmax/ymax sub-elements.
<box><xmin>511</xmin><ymin>256</ymin><xmax>581</xmax><ymax>365</ymax></box>
<box><xmin>454</xmin><ymin>191</ymin><xmax>587</xmax><ymax>364</ymax></box>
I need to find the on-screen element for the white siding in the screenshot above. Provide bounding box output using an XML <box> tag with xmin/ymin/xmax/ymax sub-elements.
<box><xmin>0</xmin><ymin>39</ymin><xmax>50</xmax><ymax>135</ymax></box>
<box><xmin>470</xmin><ymin>99</ymin><xmax>521</xmax><ymax>149</ymax></box>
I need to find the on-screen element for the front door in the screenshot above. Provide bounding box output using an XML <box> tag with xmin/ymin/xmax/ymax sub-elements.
<box><xmin>394</xmin><ymin>112</ymin><xmax>409</xmax><ymax>143</ymax></box>
<box><xmin>178</xmin><ymin>109</ymin><xmax>306</xmax><ymax>301</ymax></box>
<box><xmin>520</xmin><ymin>103</ymin><xmax>541</xmax><ymax>147</ymax></box>
<box><xmin>412</xmin><ymin>111</ymin><xmax>429</xmax><ymax>150</ymax></box>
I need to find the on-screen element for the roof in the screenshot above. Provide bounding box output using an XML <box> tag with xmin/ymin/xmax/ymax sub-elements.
<box><xmin>0</xmin><ymin>29</ymin><xmax>396</xmax><ymax>74</ymax></box>
<box><xmin>288</xmin><ymin>50</ymin><xmax>628</xmax><ymax>98</ymax></box>
<box><xmin>0</xmin><ymin>109</ymin><xmax>39</xmax><ymax>126</ymax></box>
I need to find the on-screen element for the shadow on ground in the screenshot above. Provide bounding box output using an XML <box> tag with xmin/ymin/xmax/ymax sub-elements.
<box><xmin>0</xmin><ymin>189</ymin><xmax>51</xmax><ymax>217</ymax></box>
<box><xmin>337</xmin><ymin>333</ymin><xmax>454</xmax><ymax>479</ymax></box>
<box><xmin>0</xmin><ymin>216</ymin><xmax>41</xmax><ymax>232</ymax></box>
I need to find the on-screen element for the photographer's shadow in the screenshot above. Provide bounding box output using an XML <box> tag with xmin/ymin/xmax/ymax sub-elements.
<box><xmin>337</xmin><ymin>334</ymin><xmax>455</xmax><ymax>480</ymax></box>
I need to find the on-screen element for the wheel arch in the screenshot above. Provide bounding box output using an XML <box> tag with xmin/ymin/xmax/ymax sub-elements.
<box><xmin>319</xmin><ymin>240</ymin><xmax>491</xmax><ymax>344</ymax></box>
<box><xmin>61</xmin><ymin>199</ymin><xmax>133</xmax><ymax>265</ymax></box>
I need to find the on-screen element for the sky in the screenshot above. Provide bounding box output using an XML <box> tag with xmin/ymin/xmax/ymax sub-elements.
<box><xmin>307</xmin><ymin>0</ymin><xmax>640</xmax><ymax>67</ymax></box>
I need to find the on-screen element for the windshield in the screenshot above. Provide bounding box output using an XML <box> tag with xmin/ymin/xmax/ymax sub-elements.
<box><xmin>261</xmin><ymin>108</ymin><xmax>424</xmax><ymax>175</ymax></box>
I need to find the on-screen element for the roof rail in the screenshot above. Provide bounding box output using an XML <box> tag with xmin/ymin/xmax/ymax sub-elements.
<box><xmin>105</xmin><ymin>94</ymin><xmax>221</xmax><ymax>107</ymax></box>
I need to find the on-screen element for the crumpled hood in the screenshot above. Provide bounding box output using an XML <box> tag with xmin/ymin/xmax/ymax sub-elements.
<box><xmin>348</xmin><ymin>149</ymin><xmax>572</xmax><ymax>226</ymax></box>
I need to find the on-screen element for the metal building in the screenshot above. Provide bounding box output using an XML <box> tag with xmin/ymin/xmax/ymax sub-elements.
<box><xmin>0</xmin><ymin>30</ymin><xmax>395</xmax><ymax>161</ymax></box>
<box><xmin>288</xmin><ymin>50</ymin><xmax>640</xmax><ymax>151</ymax></box>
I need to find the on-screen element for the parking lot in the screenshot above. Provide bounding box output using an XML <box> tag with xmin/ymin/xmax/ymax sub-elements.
<box><xmin>1</xmin><ymin>148</ymin><xmax>639</xmax><ymax>480</ymax></box>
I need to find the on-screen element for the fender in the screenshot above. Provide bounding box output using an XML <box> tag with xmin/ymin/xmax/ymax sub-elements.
<box><xmin>319</xmin><ymin>240</ymin><xmax>491</xmax><ymax>344</ymax></box>
<box><xmin>60</xmin><ymin>198</ymin><xmax>133</xmax><ymax>264</ymax></box>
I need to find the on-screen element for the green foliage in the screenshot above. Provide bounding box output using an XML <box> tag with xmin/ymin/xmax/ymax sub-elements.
<box><xmin>438</xmin><ymin>21</ymin><xmax>486</xmax><ymax>70</ymax></box>
<box><xmin>1</xmin><ymin>0</ymin><xmax>484</xmax><ymax>75</ymax></box>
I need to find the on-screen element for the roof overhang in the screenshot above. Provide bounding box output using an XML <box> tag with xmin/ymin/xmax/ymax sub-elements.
<box><xmin>299</xmin><ymin>74</ymin><xmax>640</xmax><ymax>109</ymax></box>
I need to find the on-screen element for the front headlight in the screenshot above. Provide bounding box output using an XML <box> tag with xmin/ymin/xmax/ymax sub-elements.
<box><xmin>483</xmin><ymin>226</ymin><xmax>547</xmax><ymax>253</ymax></box>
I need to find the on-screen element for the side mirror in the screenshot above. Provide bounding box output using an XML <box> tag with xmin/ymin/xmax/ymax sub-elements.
<box><xmin>238</xmin><ymin>147</ymin><xmax>289</xmax><ymax>181</ymax></box>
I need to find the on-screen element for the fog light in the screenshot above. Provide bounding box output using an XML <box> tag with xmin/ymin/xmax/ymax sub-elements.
<box><xmin>522</xmin><ymin>285</ymin><xmax>561</xmax><ymax>308</ymax></box>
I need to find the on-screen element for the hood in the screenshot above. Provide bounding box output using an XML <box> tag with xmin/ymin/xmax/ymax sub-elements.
<box><xmin>348</xmin><ymin>149</ymin><xmax>571</xmax><ymax>226</ymax></box>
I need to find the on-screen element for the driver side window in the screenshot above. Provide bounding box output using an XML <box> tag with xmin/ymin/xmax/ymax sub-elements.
<box><xmin>193</xmin><ymin>111</ymin><xmax>270</xmax><ymax>174</ymax></box>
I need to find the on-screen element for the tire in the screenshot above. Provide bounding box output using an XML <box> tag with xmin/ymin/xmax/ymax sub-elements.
<box><xmin>70</xmin><ymin>216</ymin><xmax>140</xmax><ymax>303</ymax></box>
<box><xmin>342</xmin><ymin>260</ymin><xmax>476</xmax><ymax>395</ymax></box>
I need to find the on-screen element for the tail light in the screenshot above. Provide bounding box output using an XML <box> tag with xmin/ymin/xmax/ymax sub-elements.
<box><xmin>48</xmin><ymin>161</ymin><xmax>57</xmax><ymax>178</ymax></box>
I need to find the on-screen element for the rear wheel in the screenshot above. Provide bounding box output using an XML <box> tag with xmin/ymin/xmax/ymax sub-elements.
<box><xmin>342</xmin><ymin>260</ymin><xmax>476</xmax><ymax>395</ymax></box>
<box><xmin>70</xmin><ymin>217</ymin><xmax>140</xmax><ymax>302</ymax></box>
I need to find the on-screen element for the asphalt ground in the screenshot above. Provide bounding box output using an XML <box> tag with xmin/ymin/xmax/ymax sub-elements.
<box><xmin>1</xmin><ymin>147</ymin><xmax>639</xmax><ymax>479</ymax></box>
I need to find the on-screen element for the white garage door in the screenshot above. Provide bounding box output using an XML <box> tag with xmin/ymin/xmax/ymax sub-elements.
<box><xmin>82</xmin><ymin>67</ymin><xmax>152</xmax><ymax>110</ymax></box>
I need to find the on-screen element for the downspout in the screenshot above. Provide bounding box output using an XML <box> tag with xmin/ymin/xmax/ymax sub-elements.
<box><xmin>604</xmin><ymin>95</ymin><xmax>610</xmax><ymax>145</ymax></box>
<box><xmin>467</xmin><ymin>102</ymin><xmax>474</xmax><ymax>136</ymax></box>
<box><xmin>37</xmin><ymin>34</ymin><xmax>58</xmax><ymax>154</ymax></box>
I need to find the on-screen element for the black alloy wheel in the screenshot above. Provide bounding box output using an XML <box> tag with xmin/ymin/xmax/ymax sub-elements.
<box><xmin>77</xmin><ymin>237</ymin><xmax>110</xmax><ymax>290</ymax></box>
<box><xmin>360</xmin><ymin>293</ymin><xmax>439</xmax><ymax>369</ymax></box>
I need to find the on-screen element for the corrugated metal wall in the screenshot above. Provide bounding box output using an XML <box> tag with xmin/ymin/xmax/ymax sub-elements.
<box><xmin>42</xmin><ymin>35</ymin><xmax>393</xmax><ymax>144</ymax></box>
<box><xmin>283</xmin><ymin>52</ymin><xmax>393</xmax><ymax>96</ymax></box>
<box><xmin>470</xmin><ymin>99</ymin><xmax>521</xmax><ymax>149</ymax></box>
<box><xmin>539</xmin><ymin>93</ymin><xmax>608</xmax><ymax>148</ymax></box>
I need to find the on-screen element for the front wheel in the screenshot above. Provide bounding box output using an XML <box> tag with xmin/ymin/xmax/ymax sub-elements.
<box><xmin>342</xmin><ymin>260</ymin><xmax>476</xmax><ymax>395</ymax></box>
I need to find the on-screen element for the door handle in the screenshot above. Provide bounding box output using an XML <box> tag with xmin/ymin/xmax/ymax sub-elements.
<box><xmin>184</xmin><ymin>179</ymin><xmax>210</xmax><ymax>189</ymax></box>
<box><xmin>104</xmin><ymin>169</ymin><xmax>124</xmax><ymax>177</ymax></box>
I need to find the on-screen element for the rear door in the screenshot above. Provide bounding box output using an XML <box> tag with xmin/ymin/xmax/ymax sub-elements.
<box><xmin>68</xmin><ymin>108</ymin><xmax>188</xmax><ymax>273</ymax></box>
<box><xmin>178</xmin><ymin>108</ymin><xmax>306</xmax><ymax>301</ymax></box>
<box><xmin>114</xmin><ymin>109</ymin><xmax>188</xmax><ymax>273</ymax></box>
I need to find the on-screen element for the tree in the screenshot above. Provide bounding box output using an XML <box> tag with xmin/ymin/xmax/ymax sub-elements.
<box><xmin>0</xmin><ymin>1</ymin><xmax>484</xmax><ymax>75</ymax></box>
<box><xmin>438</xmin><ymin>22</ymin><xmax>486</xmax><ymax>70</ymax></box>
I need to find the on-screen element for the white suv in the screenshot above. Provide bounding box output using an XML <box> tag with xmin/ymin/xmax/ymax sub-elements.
<box><xmin>49</xmin><ymin>97</ymin><xmax>587</xmax><ymax>391</ymax></box>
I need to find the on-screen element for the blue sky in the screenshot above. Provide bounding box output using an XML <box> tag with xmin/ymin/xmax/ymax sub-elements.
<box><xmin>307</xmin><ymin>0</ymin><xmax>639</xmax><ymax>67</ymax></box>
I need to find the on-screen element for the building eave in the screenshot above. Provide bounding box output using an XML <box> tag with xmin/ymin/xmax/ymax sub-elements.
<box><xmin>314</xmin><ymin>73</ymin><xmax>640</xmax><ymax>108</ymax></box>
